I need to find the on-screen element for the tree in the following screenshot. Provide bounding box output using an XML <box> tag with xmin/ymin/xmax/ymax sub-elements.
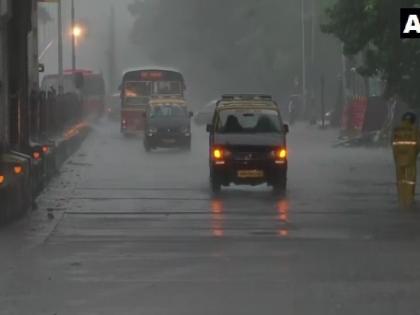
<box><xmin>322</xmin><ymin>0</ymin><xmax>420</xmax><ymax>108</ymax></box>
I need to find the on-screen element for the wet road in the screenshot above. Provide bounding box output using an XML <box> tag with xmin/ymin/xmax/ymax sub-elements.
<box><xmin>2</xmin><ymin>121</ymin><xmax>420</xmax><ymax>315</ymax></box>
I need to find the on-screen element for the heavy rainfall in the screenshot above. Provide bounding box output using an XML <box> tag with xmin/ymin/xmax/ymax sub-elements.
<box><xmin>1</xmin><ymin>0</ymin><xmax>420</xmax><ymax>314</ymax></box>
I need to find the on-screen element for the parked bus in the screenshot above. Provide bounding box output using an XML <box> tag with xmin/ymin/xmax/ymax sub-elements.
<box><xmin>119</xmin><ymin>67</ymin><xmax>186</xmax><ymax>135</ymax></box>
<box><xmin>41</xmin><ymin>69</ymin><xmax>106</xmax><ymax>120</ymax></box>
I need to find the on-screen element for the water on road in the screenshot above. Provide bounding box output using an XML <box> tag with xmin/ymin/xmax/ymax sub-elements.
<box><xmin>2</xmin><ymin>121</ymin><xmax>420</xmax><ymax>315</ymax></box>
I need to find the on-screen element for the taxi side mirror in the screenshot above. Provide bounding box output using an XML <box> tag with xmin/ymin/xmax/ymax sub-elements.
<box><xmin>284</xmin><ymin>124</ymin><xmax>289</xmax><ymax>134</ymax></box>
<box><xmin>189</xmin><ymin>111</ymin><xmax>194</xmax><ymax>118</ymax></box>
<box><xmin>206</xmin><ymin>124</ymin><xmax>214</xmax><ymax>133</ymax></box>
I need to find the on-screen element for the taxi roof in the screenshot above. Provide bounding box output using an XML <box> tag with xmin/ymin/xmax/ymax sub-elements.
<box><xmin>149</xmin><ymin>97</ymin><xmax>187</xmax><ymax>106</ymax></box>
<box><xmin>216</xmin><ymin>100</ymin><xmax>278</xmax><ymax>112</ymax></box>
<box><xmin>215</xmin><ymin>94</ymin><xmax>278</xmax><ymax>112</ymax></box>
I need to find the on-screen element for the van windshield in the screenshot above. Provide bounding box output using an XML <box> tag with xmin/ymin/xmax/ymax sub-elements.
<box><xmin>150</xmin><ymin>104</ymin><xmax>188</xmax><ymax>118</ymax></box>
<box><xmin>216</xmin><ymin>109</ymin><xmax>282</xmax><ymax>134</ymax></box>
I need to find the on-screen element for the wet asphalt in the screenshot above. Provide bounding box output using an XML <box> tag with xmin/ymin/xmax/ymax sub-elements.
<box><xmin>2</xmin><ymin>121</ymin><xmax>420</xmax><ymax>315</ymax></box>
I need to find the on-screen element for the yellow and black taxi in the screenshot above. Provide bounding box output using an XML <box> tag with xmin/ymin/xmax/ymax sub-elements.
<box><xmin>144</xmin><ymin>96</ymin><xmax>193</xmax><ymax>151</ymax></box>
<box><xmin>206</xmin><ymin>94</ymin><xmax>289</xmax><ymax>193</ymax></box>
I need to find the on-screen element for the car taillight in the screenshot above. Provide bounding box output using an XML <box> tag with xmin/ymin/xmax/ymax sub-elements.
<box><xmin>0</xmin><ymin>175</ymin><xmax>5</xmax><ymax>185</ymax></box>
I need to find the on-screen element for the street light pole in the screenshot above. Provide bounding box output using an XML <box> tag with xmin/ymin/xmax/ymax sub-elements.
<box><xmin>301</xmin><ymin>0</ymin><xmax>307</xmax><ymax>118</ymax></box>
<box><xmin>71</xmin><ymin>0</ymin><xmax>76</xmax><ymax>71</ymax></box>
<box><xmin>310</xmin><ymin>0</ymin><xmax>316</xmax><ymax>118</ymax></box>
<box><xmin>57</xmin><ymin>0</ymin><xmax>64</xmax><ymax>94</ymax></box>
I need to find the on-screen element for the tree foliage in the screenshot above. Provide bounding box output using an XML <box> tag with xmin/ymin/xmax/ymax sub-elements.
<box><xmin>322</xmin><ymin>0</ymin><xmax>420</xmax><ymax>107</ymax></box>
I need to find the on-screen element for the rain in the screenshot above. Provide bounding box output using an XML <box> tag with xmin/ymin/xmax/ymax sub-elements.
<box><xmin>1</xmin><ymin>1</ymin><xmax>420</xmax><ymax>314</ymax></box>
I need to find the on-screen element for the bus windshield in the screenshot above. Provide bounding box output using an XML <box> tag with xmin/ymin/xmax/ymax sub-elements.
<box><xmin>124</xmin><ymin>81</ymin><xmax>152</xmax><ymax>106</ymax></box>
<box><xmin>154</xmin><ymin>81</ymin><xmax>183</xmax><ymax>95</ymax></box>
<box><xmin>122</xmin><ymin>70</ymin><xmax>185</xmax><ymax>99</ymax></box>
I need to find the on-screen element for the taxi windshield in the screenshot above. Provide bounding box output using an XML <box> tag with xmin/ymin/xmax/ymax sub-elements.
<box><xmin>216</xmin><ymin>109</ymin><xmax>282</xmax><ymax>134</ymax></box>
<box><xmin>150</xmin><ymin>104</ymin><xmax>188</xmax><ymax>118</ymax></box>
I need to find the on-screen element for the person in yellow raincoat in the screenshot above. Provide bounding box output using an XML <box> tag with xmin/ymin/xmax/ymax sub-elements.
<box><xmin>393</xmin><ymin>112</ymin><xmax>420</xmax><ymax>208</ymax></box>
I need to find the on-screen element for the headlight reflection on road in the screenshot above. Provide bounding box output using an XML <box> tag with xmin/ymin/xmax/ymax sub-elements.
<box><xmin>211</xmin><ymin>199</ymin><xmax>225</xmax><ymax>238</ymax></box>
<box><xmin>277</xmin><ymin>199</ymin><xmax>290</xmax><ymax>238</ymax></box>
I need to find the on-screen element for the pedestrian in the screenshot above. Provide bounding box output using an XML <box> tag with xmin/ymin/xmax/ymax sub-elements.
<box><xmin>392</xmin><ymin>112</ymin><xmax>420</xmax><ymax>208</ymax></box>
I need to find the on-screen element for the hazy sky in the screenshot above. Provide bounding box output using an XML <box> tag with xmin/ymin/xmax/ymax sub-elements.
<box><xmin>39</xmin><ymin>0</ymin><xmax>146</xmax><ymax>91</ymax></box>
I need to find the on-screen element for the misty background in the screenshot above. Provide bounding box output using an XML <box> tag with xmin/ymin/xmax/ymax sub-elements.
<box><xmin>39</xmin><ymin>0</ymin><xmax>342</xmax><ymax>111</ymax></box>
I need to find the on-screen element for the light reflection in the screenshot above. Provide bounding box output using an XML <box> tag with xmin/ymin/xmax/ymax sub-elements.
<box><xmin>277</xmin><ymin>199</ymin><xmax>290</xmax><ymax>238</ymax></box>
<box><xmin>125</xmin><ymin>89</ymin><xmax>138</xmax><ymax>98</ymax></box>
<box><xmin>211</xmin><ymin>199</ymin><xmax>225</xmax><ymax>238</ymax></box>
<box><xmin>278</xmin><ymin>229</ymin><xmax>289</xmax><ymax>237</ymax></box>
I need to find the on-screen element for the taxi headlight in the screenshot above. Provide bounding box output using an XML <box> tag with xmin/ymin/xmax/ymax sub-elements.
<box><xmin>212</xmin><ymin>147</ymin><xmax>231</xmax><ymax>160</ymax></box>
<box><xmin>271</xmin><ymin>148</ymin><xmax>287</xmax><ymax>160</ymax></box>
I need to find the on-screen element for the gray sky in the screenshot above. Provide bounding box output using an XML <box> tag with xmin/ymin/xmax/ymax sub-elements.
<box><xmin>39</xmin><ymin>0</ymin><xmax>146</xmax><ymax>91</ymax></box>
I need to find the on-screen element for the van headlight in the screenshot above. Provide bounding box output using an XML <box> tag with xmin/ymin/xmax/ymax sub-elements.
<box><xmin>148</xmin><ymin>127</ymin><xmax>158</xmax><ymax>136</ymax></box>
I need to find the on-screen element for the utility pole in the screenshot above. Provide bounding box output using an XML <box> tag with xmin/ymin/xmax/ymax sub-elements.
<box><xmin>301</xmin><ymin>0</ymin><xmax>307</xmax><ymax>118</ymax></box>
<box><xmin>71</xmin><ymin>0</ymin><xmax>76</xmax><ymax>70</ymax></box>
<box><xmin>310</xmin><ymin>0</ymin><xmax>316</xmax><ymax>119</ymax></box>
<box><xmin>30</xmin><ymin>0</ymin><xmax>40</xmax><ymax>139</ymax></box>
<box><xmin>108</xmin><ymin>5</ymin><xmax>117</xmax><ymax>93</ymax></box>
<box><xmin>341</xmin><ymin>44</ymin><xmax>347</xmax><ymax>105</ymax></box>
<box><xmin>321</xmin><ymin>75</ymin><xmax>326</xmax><ymax>129</ymax></box>
<box><xmin>0</xmin><ymin>0</ymin><xmax>10</xmax><ymax>151</ymax></box>
<box><xmin>57</xmin><ymin>0</ymin><xmax>64</xmax><ymax>94</ymax></box>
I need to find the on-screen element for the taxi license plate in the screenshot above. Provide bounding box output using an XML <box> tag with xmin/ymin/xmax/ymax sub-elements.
<box><xmin>162</xmin><ymin>138</ymin><xmax>176</xmax><ymax>144</ymax></box>
<box><xmin>237</xmin><ymin>170</ymin><xmax>264</xmax><ymax>179</ymax></box>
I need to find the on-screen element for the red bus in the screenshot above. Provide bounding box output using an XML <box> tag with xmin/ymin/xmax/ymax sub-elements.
<box><xmin>41</xmin><ymin>69</ymin><xmax>106</xmax><ymax>119</ymax></box>
<box><xmin>120</xmin><ymin>67</ymin><xmax>186</xmax><ymax>135</ymax></box>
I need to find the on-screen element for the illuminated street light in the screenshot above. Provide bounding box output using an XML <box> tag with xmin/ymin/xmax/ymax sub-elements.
<box><xmin>72</xmin><ymin>25</ymin><xmax>83</xmax><ymax>38</ymax></box>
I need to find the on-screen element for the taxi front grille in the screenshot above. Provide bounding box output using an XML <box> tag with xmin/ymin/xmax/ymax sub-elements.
<box><xmin>232</xmin><ymin>151</ymin><xmax>269</xmax><ymax>161</ymax></box>
<box><xmin>226</xmin><ymin>146</ymin><xmax>272</xmax><ymax>161</ymax></box>
<box><xmin>158</xmin><ymin>127</ymin><xmax>181</xmax><ymax>134</ymax></box>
